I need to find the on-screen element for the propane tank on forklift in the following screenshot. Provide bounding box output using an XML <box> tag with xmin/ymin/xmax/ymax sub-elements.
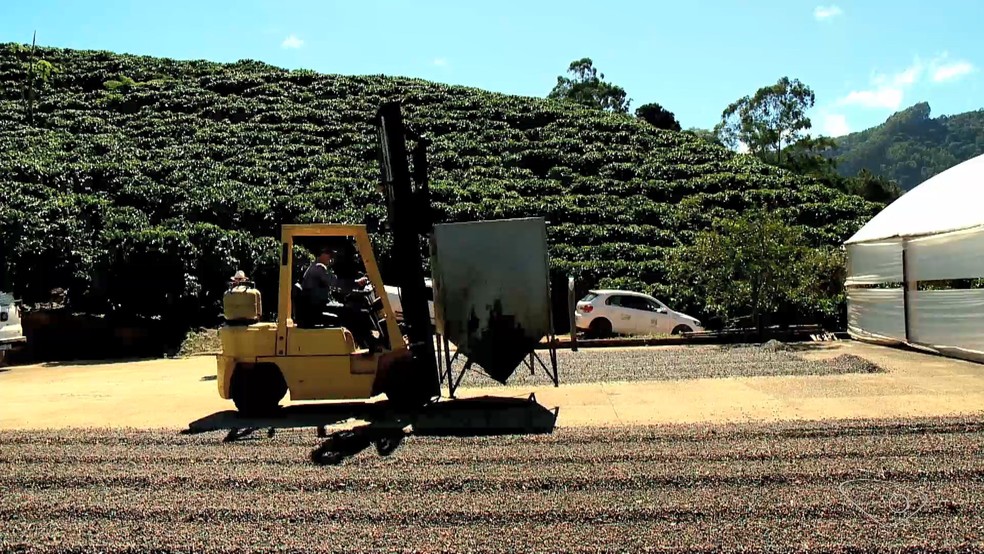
<box><xmin>223</xmin><ymin>270</ymin><xmax>262</xmax><ymax>325</ymax></box>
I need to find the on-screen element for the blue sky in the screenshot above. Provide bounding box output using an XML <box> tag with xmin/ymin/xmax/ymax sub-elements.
<box><xmin>2</xmin><ymin>0</ymin><xmax>981</xmax><ymax>136</ymax></box>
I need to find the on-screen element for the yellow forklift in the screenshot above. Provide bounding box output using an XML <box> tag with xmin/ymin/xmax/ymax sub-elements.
<box><xmin>216</xmin><ymin>101</ymin><xmax>442</xmax><ymax>415</ymax></box>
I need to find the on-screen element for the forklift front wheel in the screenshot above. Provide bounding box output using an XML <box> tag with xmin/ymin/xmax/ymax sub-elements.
<box><xmin>381</xmin><ymin>354</ymin><xmax>429</xmax><ymax>410</ymax></box>
<box><xmin>231</xmin><ymin>363</ymin><xmax>287</xmax><ymax>417</ymax></box>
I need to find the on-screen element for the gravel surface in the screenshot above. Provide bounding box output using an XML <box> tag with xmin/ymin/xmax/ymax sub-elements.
<box><xmin>451</xmin><ymin>344</ymin><xmax>886</xmax><ymax>387</ymax></box>
<box><xmin>2</xmin><ymin>417</ymin><xmax>983</xmax><ymax>553</ymax></box>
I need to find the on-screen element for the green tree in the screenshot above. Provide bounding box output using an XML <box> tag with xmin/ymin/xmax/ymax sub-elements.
<box><xmin>103</xmin><ymin>75</ymin><xmax>143</xmax><ymax>91</ymax></box>
<box><xmin>548</xmin><ymin>58</ymin><xmax>631</xmax><ymax>113</ymax></box>
<box><xmin>685</xmin><ymin>127</ymin><xmax>724</xmax><ymax>147</ymax></box>
<box><xmin>635</xmin><ymin>103</ymin><xmax>681</xmax><ymax>131</ymax></box>
<box><xmin>670</xmin><ymin>210</ymin><xmax>821</xmax><ymax>335</ymax></box>
<box><xmin>780</xmin><ymin>135</ymin><xmax>839</xmax><ymax>175</ymax></box>
<box><xmin>787</xmin><ymin>246</ymin><xmax>848</xmax><ymax>329</ymax></box>
<box><xmin>830</xmin><ymin>102</ymin><xmax>984</xmax><ymax>191</ymax></box>
<box><xmin>22</xmin><ymin>32</ymin><xmax>59</xmax><ymax>124</ymax></box>
<box><xmin>715</xmin><ymin>77</ymin><xmax>816</xmax><ymax>165</ymax></box>
<box><xmin>845</xmin><ymin>168</ymin><xmax>903</xmax><ymax>204</ymax></box>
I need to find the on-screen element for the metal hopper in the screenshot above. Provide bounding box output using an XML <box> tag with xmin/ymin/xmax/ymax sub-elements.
<box><xmin>429</xmin><ymin>217</ymin><xmax>557</xmax><ymax>390</ymax></box>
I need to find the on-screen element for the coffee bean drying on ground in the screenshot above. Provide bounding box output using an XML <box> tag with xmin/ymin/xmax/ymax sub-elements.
<box><xmin>452</xmin><ymin>344</ymin><xmax>885</xmax><ymax>387</ymax></box>
<box><xmin>2</xmin><ymin>416</ymin><xmax>982</xmax><ymax>553</ymax></box>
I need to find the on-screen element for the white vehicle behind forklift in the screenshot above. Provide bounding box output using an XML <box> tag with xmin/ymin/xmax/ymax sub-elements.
<box><xmin>384</xmin><ymin>277</ymin><xmax>436</xmax><ymax>326</ymax></box>
<box><xmin>575</xmin><ymin>289</ymin><xmax>703</xmax><ymax>338</ymax></box>
<box><xmin>0</xmin><ymin>292</ymin><xmax>27</xmax><ymax>366</ymax></box>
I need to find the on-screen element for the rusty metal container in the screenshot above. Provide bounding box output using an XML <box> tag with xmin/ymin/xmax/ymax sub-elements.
<box><xmin>429</xmin><ymin>217</ymin><xmax>552</xmax><ymax>383</ymax></box>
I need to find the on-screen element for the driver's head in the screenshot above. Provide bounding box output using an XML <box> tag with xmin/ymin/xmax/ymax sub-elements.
<box><xmin>317</xmin><ymin>247</ymin><xmax>335</xmax><ymax>266</ymax></box>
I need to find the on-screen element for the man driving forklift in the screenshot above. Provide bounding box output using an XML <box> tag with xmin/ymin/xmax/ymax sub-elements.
<box><xmin>300</xmin><ymin>246</ymin><xmax>381</xmax><ymax>351</ymax></box>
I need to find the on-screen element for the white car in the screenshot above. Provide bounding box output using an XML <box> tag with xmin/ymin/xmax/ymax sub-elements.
<box><xmin>384</xmin><ymin>278</ymin><xmax>436</xmax><ymax>326</ymax></box>
<box><xmin>575</xmin><ymin>289</ymin><xmax>703</xmax><ymax>338</ymax></box>
<box><xmin>0</xmin><ymin>292</ymin><xmax>26</xmax><ymax>366</ymax></box>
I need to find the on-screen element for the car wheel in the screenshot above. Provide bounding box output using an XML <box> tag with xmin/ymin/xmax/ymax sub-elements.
<box><xmin>672</xmin><ymin>324</ymin><xmax>693</xmax><ymax>335</ymax></box>
<box><xmin>589</xmin><ymin>318</ymin><xmax>613</xmax><ymax>339</ymax></box>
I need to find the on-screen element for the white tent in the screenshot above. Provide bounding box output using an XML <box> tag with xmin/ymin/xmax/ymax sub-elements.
<box><xmin>844</xmin><ymin>153</ymin><xmax>984</xmax><ymax>362</ymax></box>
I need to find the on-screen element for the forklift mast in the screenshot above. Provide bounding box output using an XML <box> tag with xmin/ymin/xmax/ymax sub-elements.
<box><xmin>374</xmin><ymin>100</ymin><xmax>441</xmax><ymax>401</ymax></box>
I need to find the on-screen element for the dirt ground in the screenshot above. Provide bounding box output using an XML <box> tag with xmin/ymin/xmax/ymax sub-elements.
<box><xmin>3</xmin><ymin>341</ymin><xmax>984</xmax><ymax>553</ymax></box>
<box><xmin>2</xmin><ymin>418</ymin><xmax>983</xmax><ymax>553</ymax></box>
<box><xmin>1</xmin><ymin>340</ymin><xmax>983</xmax><ymax>431</ymax></box>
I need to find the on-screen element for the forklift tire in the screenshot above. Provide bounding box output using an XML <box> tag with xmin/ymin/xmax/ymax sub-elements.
<box><xmin>383</xmin><ymin>357</ymin><xmax>431</xmax><ymax>411</ymax></box>
<box><xmin>384</xmin><ymin>386</ymin><xmax>429</xmax><ymax>411</ymax></box>
<box><xmin>231</xmin><ymin>363</ymin><xmax>287</xmax><ymax>417</ymax></box>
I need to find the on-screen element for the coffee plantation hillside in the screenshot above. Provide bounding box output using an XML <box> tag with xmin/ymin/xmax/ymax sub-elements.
<box><xmin>0</xmin><ymin>43</ymin><xmax>882</xmax><ymax>332</ymax></box>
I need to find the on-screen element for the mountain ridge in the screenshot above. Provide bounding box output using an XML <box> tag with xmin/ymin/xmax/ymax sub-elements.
<box><xmin>831</xmin><ymin>101</ymin><xmax>984</xmax><ymax>190</ymax></box>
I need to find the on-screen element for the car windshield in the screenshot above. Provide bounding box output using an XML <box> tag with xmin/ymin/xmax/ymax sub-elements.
<box><xmin>580</xmin><ymin>292</ymin><xmax>598</xmax><ymax>302</ymax></box>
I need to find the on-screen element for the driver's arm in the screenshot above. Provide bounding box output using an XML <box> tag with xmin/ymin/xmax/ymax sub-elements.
<box><xmin>326</xmin><ymin>271</ymin><xmax>358</xmax><ymax>292</ymax></box>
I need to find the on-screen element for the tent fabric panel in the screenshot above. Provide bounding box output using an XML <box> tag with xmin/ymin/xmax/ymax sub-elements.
<box><xmin>907</xmin><ymin>225</ymin><xmax>984</xmax><ymax>282</ymax></box>
<box><xmin>845</xmin><ymin>240</ymin><xmax>903</xmax><ymax>285</ymax></box>
<box><xmin>909</xmin><ymin>289</ymin><xmax>984</xmax><ymax>355</ymax></box>
<box><xmin>846</xmin><ymin>289</ymin><xmax>906</xmax><ymax>342</ymax></box>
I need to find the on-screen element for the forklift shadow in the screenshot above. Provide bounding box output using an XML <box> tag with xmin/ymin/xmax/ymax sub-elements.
<box><xmin>183</xmin><ymin>393</ymin><xmax>559</xmax><ymax>465</ymax></box>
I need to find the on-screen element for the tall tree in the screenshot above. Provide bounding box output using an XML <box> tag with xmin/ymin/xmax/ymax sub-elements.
<box><xmin>21</xmin><ymin>32</ymin><xmax>59</xmax><ymax>125</ymax></box>
<box><xmin>686</xmin><ymin>127</ymin><xmax>724</xmax><ymax>147</ymax></box>
<box><xmin>548</xmin><ymin>58</ymin><xmax>631</xmax><ymax>113</ymax></box>
<box><xmin>781</xmin><ymin>135</ymin><xmax>839</xmax><ymax>175</ymax></box>
<box><xmin>846</xmin><ymin>169</ymin><xmax>903</xmax><ymax>204</ymax></box>
<box><xmin>714</xmin><ymin>77</ymin><xmax>815</xmax><ymax>165</ymax></box>
<box><xmin>635</xmin><ymin>103</ymin><xmax>681</xmax><ymax>131</ymax></box>
<box><xmin>670</xmin><ymin>210</ymin><xmax>819</xmax><ymax>336</ymax></box>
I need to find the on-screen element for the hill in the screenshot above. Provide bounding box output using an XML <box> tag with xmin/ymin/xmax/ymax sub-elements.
<box><xmin>832</xmin><ymin>102</ymin><xmax>984</xmax><ymax>190</ymax></box>
<box><xmin>0</xmin><ymin>43</ymin><xmax>883</xmax><ymax>332</ymax></box>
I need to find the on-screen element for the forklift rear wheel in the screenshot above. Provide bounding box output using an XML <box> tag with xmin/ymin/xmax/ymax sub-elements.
<box><xmin>231</xmin><ymin>363</ymin><xmax>287</xmax><ymax>417</ymax></box>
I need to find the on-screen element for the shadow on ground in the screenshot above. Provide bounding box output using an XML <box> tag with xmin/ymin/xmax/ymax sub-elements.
<box><xmin>183</xmin><ymin>394</ymin><xmax>559</xmax><ymax>465</ymax></box>
<box><xmin>38</xmin><ymin>356</ymin><xmax>163</xmax><ymax>368</ymax></box>
<box><xmin>714</xmin><ymin>341</ymin><xmax>846</xmax><ymax>354</ymax></box>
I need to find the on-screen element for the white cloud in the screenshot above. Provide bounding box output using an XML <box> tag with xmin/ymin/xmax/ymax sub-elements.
<box><xmin>932</xmin><ymin>60</ymin><xmax>974</xmax><ymax>82</ymax></box>
<box><xmin>891</xmin><ymin>63</ymin><xmax>922</xmax><ymax>86</ymax></box>
<box><xmin>836</xmin><ymin>52</ymin><xmax>976</xmax><ymax>112</ymax></box>
<box><xmin>839</xmin><ymin>88</ymin><xmax>904</xmax><ymax>110</ymax></box>
<box><xmin>814</xmin><ymin>5</ymin><xmax>843</xmax><ymax>20</ymax></box>
<box><xmin>281</xmin><ymin>34</ymin><xmax>303</xmax><ymax>49</ymax></box>
<box><xmin>838</xmin><ymin>58</ymin><xmax>922</xmax><ymax>110</ymax></box>
<box><xmin>822</xmin><ymin>114</ymin><xmax>851</xmax><ymax>137</ymax></box>
<box><xmin>433</xmin><ymin>57</ymin><xmax>448</xmax><ymax>67</ymax></box>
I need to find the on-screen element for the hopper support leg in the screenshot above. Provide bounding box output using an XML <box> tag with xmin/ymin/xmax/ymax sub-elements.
<box><xmin>528</xmin><ymin>345</ymin><xmax>559</xmax><ymax>387</ymax></box>
<box><xmin>447</xmin><ymin>359</ymin><xmax>472</xmax><ymax>398</ymax></box>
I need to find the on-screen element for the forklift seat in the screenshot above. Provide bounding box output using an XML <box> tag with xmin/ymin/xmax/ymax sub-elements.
<box><xmin>292</xmin><ymin>282</ymin><xmax>343</xmax><ymax>329</ymax></box>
